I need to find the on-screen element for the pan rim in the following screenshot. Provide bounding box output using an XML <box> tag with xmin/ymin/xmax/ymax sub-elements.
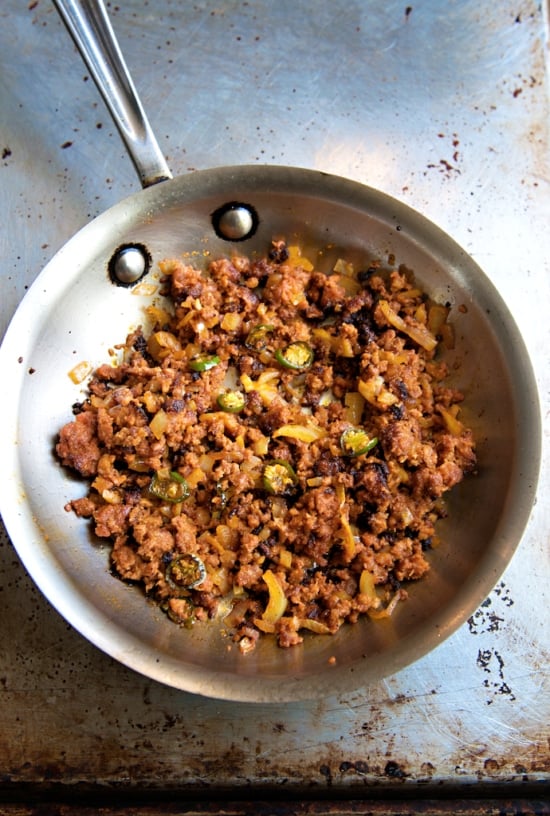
<box><xmin>0</xmin><ymin>164</ymin><xmax>542</xmax><ymax>702</ymax></box>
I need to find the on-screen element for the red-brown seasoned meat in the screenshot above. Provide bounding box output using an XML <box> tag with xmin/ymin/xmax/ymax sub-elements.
<box><xmin>56</xmin><ymin>242</ymin><xmax>476</xmax><ymax>650</ymax></box>
<box><xmin>56</xmin><ymin>410</ymin><xmax>101</xmax><ymax>477</ymax></box>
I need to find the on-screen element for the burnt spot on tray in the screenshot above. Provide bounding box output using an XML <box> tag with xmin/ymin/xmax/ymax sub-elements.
<box><xmin>384</xmin><ymin>759</ymin><xmax>407</xmax><ymax>779</ymax></box>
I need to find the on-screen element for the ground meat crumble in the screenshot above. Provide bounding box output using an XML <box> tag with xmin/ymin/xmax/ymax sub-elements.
<box><xmin>56</xmin><ymin>241</ymin><xmax>476</xmax><ymax>650</ymax></box>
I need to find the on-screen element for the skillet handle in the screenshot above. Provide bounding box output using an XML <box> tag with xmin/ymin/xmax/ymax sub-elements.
<box><xmin>52</xmin><ymin>0</ymin><xmax>172</xmax><ymax>188</ymax></box>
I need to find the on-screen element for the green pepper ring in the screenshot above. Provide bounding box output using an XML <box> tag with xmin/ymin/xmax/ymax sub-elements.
<box><xmin>340</xmin><ymin>428</ymin><xmax>379</xmax><ymax>457</ymax></box>
<box><xmin>262</xmin><ymin>459</ymin><xmax>299</xmax><ymax>495</ymax></box>
<box><xmin>161</xmin><ymin>598</ymin><xmax>196</xmax><ymax>627</ymax></box>
<box><xmin>150</xmin><ymin>471</ymin><xmax>190</xmax><ymax>503</ymax></box>
<box><xmin>217</xmin><ymin>390</ymin><xmax>246</xmax><ymax>413</ymax></box>
<box><xmin>275</xmin><ymin>341</ymin><xmax>314</xmax><ymax>371</ymax></box>
<box><xmin>245</xmin><ymin>323</ymin><xmax>275</xmax><ymax>351</ymax></box>
<box><xmin>189</xmin><ymin>353</ymin><xmax>220</xmax><ymax>372</ymax></box>
<box><xmin>166</xmin><ymin>553</ymin><xmax>207</xmax><ymax>591</ymax></box>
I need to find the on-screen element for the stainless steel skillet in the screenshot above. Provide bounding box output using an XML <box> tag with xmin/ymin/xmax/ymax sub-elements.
<box><xmin>0</xmin><ymin>0</ymin><xmax>540</xmax><ymax>702</ymax></box>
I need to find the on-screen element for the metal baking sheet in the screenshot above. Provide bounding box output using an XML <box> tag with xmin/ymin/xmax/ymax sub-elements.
<box><xmin>0</xmin><ymin>0</ymin><xmax>548</xmax><ymax>802</ymax></box>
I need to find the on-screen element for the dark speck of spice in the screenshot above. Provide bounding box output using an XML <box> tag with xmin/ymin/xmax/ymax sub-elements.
<box><xmin>358</xmin><ymin>267</ymin><xmax>378</xmax><ymax>283</ymax></box>
<box><xmin>2</xmin><ymin>147</ymin><xmax>12</xmax><ymax>160</ymax></box>
<box><xmin>61</xmin><ymin>141</ymin><xmax>73</xmax><ymax>149</ymax></box>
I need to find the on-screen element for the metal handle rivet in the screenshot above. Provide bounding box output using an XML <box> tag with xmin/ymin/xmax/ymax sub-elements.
<box><xmin>109</xmin><ymin>243</ymin><xmax>151</xmax><ymax>286</ymax></box>
<box><xmin>212</xmin><ymin>202</ymin><xmax>259</xmax><ymax>242</ymax></box>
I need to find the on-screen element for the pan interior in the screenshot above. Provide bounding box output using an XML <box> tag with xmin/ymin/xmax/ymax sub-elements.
<box><xmin>0</xmin><ymin>167</ymin><xmax>540</xmax><ymax>702</ymax></box>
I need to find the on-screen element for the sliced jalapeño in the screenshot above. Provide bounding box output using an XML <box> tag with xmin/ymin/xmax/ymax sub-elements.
<box><xmin>150</xmin><ymin>470</ymin><xmax>190</xmax><ymax>503</ymax></box>
<box><xmin>340</xmin><ymin>428</ymin><xmax>378</xmax><ymax>457</ymax></box>
<box><xmin>275</xmin><ymin>341</ymin><xmax>314</xmax><ymax>371</ymax></box>
<box><xmin>262</xmin><ymin>460</ymin><xmax>298</xmax><ymax>496</ymax></box>
<box><xmin>189</xmin><ymin>354</ymin><xmax>220</xmax><ymax>372</ymax></box>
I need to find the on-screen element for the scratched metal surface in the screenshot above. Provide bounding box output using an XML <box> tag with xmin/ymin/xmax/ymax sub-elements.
<box><xmin>0</xmin><ymin>0</ymin><xmax>549</xmax><ymax>800</ymax></box>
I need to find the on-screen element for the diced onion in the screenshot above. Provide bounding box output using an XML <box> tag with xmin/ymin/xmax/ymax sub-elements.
<box><xmin>335</xmin><ymin>276</ymin><xmax>361</xmax><ymax>296</ymax></box>
<box><xmin>147</xmin><ymin>331</ymin><xmax>181</xmax><ymax>362</ymax></box>
<box><xmin>132</xmin><ymin>282</ymin><xmax>158</xmax><ymax>297</ymax></box>
<box><xmin>253</xmin><ymin>435</ymin><xmax>270</xmax><ymax>456</ymax></box>
<box><xmin>286</xmin><ymin>245</ymin><xmax>314</xmax><ymax>271</ymax></box>
<box><xmin>223</xmin><ymin>598</ymin><xmax>250</xmax><ymax>629</ymax></box>
<box><xmin>358</xmin><ymin>375</ymin><xmax>399</xmax><ymax>407</ymax></box>
<box><xmin>427</xmin><ymin>303</ymin><xmax>450</xmax><ymax>335</ymax></box>
<box><xmin>68</xmin><ymin>360</ymin><xmax>92</xmax><ymax>384</ymax></box>
<box><xmin>220</xmin><ymin>312</ymin><xmax>242</xmax><ymax>331</ymax></box>
<box><xmin>368</xmin><ymin>590</ymin><xmax>404</xmax><ymax>619</ymax></box>
<box><xmin>278</xmin><ymin>548</ymin><xmax>293</xmax><ymax>569</ymax></box>
<box><xmin>338</xmin><ymin>514</ymin><xmax>357</xmax><ymax>561</ymax></box>
<box><xmin>359</xmin><ymin>570</ymin><xmax>377</xmax><ymax>599</ymax></box>
<box><xmin>344</xmin><ymin>391</ymin><xmax>365</xmax><ymax>425</ymax></box>
<box><xmin>261</xmin><ymin>569</ymin><xmax>288</xmax><ymax>624</ymax></box>
<box><xmin>438</xmin><ymin>405</ymin><xmax>464</xmax><ymax>436</ymax></box>
<box><xmin>149</xmin><ymin>409</ymin><xmax>168</xmax><ymax>439</ymax></box>
<box><xmin>378</xmin><ymin>299</ymin><xmax>438</xmax><ymax>352</ymax></box>
<box><xmin>306</xmin><ymin>476</ymin><xmax>324</xmax><ymax>488</ymax></box>
<box><xmin>334</xmin><ymin>335</ymin><xmax>355</xmax><ymax>357</ymax></box>
<box><xmin>272</xmin><ymin>423</ymin><xmax>327</xmax><ymax>443</ymax></box>
<box><xmin>253</xmin><ymin>618</ymin><xmax>276</xmax><ymax>634</ymax></box>
<box><xmin>297</xmin><ymin>618</ymin><xmax>331</xmax><ymax>634</ymax></box>
<box><xmin>101</xmin><ymin>488</ymin><xmax>122</xmax><ymax>505</ymax></box>
<box><xmin>240</xmin><ymin>369</ymin><xmax>281</xmax><ymax>406</ymax></box>
<box><xmin>333</xmin><ymin>258</ymin><xmax>355</xmax><ymax>277</ymax></box>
